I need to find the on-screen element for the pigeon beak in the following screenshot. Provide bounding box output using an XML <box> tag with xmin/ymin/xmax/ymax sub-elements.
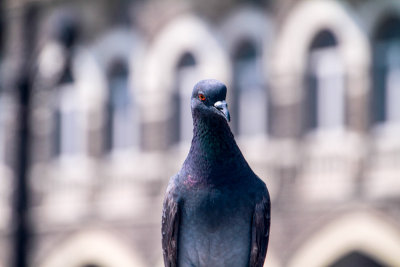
<box><xmin>214</xmin><ymin>100</ymin><xmax>230</xmax><ymax>122</ymax></box>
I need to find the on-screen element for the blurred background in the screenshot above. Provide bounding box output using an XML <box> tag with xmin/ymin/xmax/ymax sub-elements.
<box><xmin>0</xmin><ymin>0</ymin><xmax>400</xmax><ymax>266</ymax></box>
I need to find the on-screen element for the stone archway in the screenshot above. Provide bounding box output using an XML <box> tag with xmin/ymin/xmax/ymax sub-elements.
<box><xmin>287</xmin><ymin>212</ymin><xmax>400</xmax><ymax>267</ymax></box>
<box><xmin>91</xmin><ymin>28</ymin><xmax>145</xmax><ymax>153</ymax></box>
<box><xmin>219</xmin><ymin>6</ymin><xmax>274</xmax><ymax>138</ymax></box>
<box><xmin>38</xmin><ymin>230</ymin><xmax>145</xmax><ymax>267</ymax></box>
<box><xmin>271</xmin><ymin>0</ymin><xmax>370</xmax><ymax>105</ymax></box>
<box><xmin>91</xmin><ymin>27</ymin><xmax>145</xmax><ymax>104</ymax></box>
<box><xmin>142</xmin><ymin>14</ymin><xmax>231</xmax><ymax>123</ymax></box>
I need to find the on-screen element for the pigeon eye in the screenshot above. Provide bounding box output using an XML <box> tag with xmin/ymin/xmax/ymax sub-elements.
<box><xmin>198</xmin><ymin>93</ymin><xmax>206</xmax><ymax>101</ymax></box>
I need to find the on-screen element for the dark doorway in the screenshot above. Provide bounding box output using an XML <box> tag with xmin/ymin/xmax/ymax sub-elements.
<box><xmin>329</xmin><ymin>251</ymin><xmax>388</xmax><ymax>267</ymax></box>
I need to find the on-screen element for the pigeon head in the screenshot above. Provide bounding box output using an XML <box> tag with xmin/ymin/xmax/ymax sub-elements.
<box><xmin>191</xmin><ymin>79</ymin><xmax>230</xmax><ymax>122</ymax></box>
<box><xmin>184</xmin><ymin>79</ymin><xmax>248</xmax><ymax>183</ymax></box>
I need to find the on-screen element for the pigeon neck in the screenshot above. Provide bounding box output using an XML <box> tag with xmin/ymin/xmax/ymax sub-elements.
<box><xmin>183</xmin><ymin>114</ymin><xmax>247</xmax><ymax>184</ymax></box>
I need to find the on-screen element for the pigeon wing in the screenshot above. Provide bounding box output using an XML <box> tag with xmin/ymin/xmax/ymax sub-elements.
<box><xmin>162</xmin><ymin>180</ymin><xmax>180</xmax><ymax>267</ymax></box>
<box><xmin>249</xmin><ymin>195</ymin><xmax>271</xmax><ymax>267</ymax></box>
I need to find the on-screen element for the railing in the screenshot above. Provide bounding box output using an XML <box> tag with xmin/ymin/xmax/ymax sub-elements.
<box><xmin>365</xmin><ymin>129</ymin><xmax>400</xmax><ymax>198</ymax></box>
<box><xmin>298</xmin><ymin>133</ymin><xmax>363</xmax><ymax>202</ymax></box>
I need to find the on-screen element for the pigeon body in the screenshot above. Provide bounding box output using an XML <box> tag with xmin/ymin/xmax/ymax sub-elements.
<box><xmin>162</xmin><ymin>79</ymin><xmax>270</xmax><ymax>267</ymax></box>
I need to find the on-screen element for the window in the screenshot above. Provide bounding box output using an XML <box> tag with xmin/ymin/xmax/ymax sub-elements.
<box><xmin>233</xmin><ymin>39</ymin><xmax>267</xmax><ymax>136</ymax></box>
<box><xmin>105</xmin><ymin>59</ymin><xmax>135</xmax><ymax>152</ymax></box>
<box><xmin>174</xmin><ymin>52</ymin><xmax>198</xmax><ymax>143</ymax></box>
<box><xmin>0</xmin><ymin>97</ymin><xmax>4</xmax><ymax>163</ymax></box>
<box><xmin>0</xmin><ymin>24</ymin><xmax>5</xmax><ymax>163</ymax></box>
<box><xmin>54</xmin><ymin>66</ymin><xmax>82</xmax><ymax>156</ymax></box>
<box><xmin>48</xmin><ymin>12</ymin><xmax>82</xmax><ymax>158</ymax></box>
<box><xmin>372</xmin><ymin>16</ymin><xmax>400</xmax><ymax>125</ymax></box>
<box><xmin>305</xmin><ymin>30</ymin><xmax>345</xmax><ymax>132</ymax></box>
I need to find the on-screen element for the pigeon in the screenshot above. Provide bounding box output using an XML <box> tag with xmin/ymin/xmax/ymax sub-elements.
<box><xmin>162</xmin><ymin>79</ymin><xmax>270</xmax><ymax>267</ymax></box>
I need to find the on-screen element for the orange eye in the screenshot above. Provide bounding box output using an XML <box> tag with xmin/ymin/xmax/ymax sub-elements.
<box><xmin>198</xmin><ymin>93</ymin><xmax>206</xmax><ymax>101</ymax></box>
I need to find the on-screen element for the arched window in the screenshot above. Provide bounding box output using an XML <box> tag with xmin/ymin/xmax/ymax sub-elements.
<box><xmin>0</xmin><ymin>20</ymin><xmax>5</xmax><ymax>163</ymax></box>
<box><xmin>0</xmin><ymin>97</ymin><xmax>4</xmax><ymax>162</ymax></box>
<box><xmin>305</xmin><ymin>29</ymin><xmax>345</xmax><ymax>132</ymax></box>
<box><xmin>174</xmin><ymin>52</ymin><xmax>198</xmax><ymax>143</ymax></box>
<box><xmin>329</xmin><ymin>251</ymin><xmax>387</xmax><ymax>267</ymax></box>
<box><xmin>54</xmin><ymin>63</ymin><xmax>82</xmax><ymax>156</ymax></box>
<box><xmin>233</xmin><ymin>39</ymin><xmax>266</xmax><ymax>136</ymax></box>
<box><xmin>105</xmin><ymin>58</ymin><xmax>134</xmax><ymax>152</ymax></box>
<box><xmin>372</xmin><ymin>16</ymin><xmax>400</xmax><ymax>125</ymax></box>
<box><xmin>48</xmin><ymin>11</ymin><xmax>83</xmax><ymax>158</ymax></box>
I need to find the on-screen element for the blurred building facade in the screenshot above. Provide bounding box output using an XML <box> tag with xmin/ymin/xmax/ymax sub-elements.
<box><xmin>1</xmin><ymin>0</ymin><xmax>400</xmax><ymax>266</ymax></box>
